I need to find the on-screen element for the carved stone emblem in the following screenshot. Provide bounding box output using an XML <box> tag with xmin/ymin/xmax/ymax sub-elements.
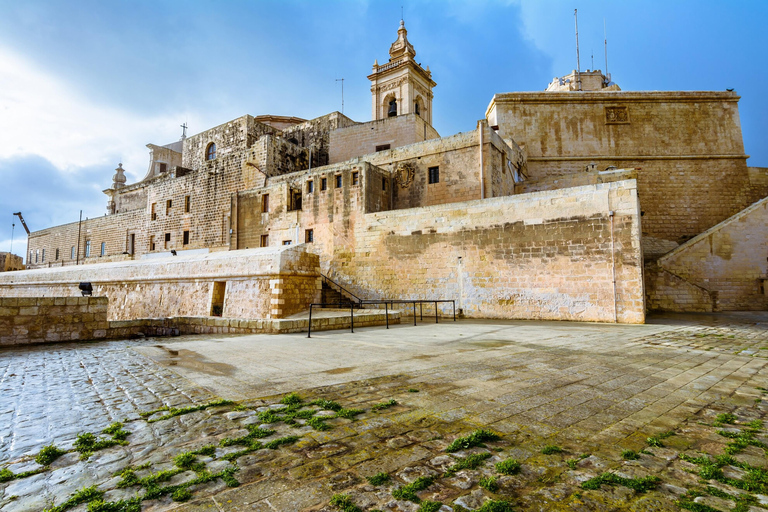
<box><xmin>605</xmin><ymin>106</ymin><xmax>629</xmax><ymax>124</ymax></box>
<box><xmin>395</xmin><ymin>162</ymin><xmax>415</xmax><ymax>188</ymax></box>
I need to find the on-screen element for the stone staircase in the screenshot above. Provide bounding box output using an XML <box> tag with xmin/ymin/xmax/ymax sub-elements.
<box><xmin>321</xmin><ymin>279</ymin><xmax>359</xmax><ymax>307</ymax></box>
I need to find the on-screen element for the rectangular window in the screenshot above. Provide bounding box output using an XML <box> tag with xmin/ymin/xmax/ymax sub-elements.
<box><xmin>128</xmin><ymin>234</ymin><xmax>135</xmax><ymax>255</ymax></box>
<box><xmin>71</xmin><ymin>246</ymin><xmax>75</xmax><ymax>259</ymax></box>
<box><xmin>260</xmin><ymin>234</ymin><xmax>269</xmax><ymax>247</ymax></box>
<box><xmin>100</xmin><ymin>242</ymin><xmax>105</xmax><ymax>256</ymax></box>
<box><xmin>321</xmin><ymin>177</ymin><xmax>327</xmax><ymax>191</ymax></box>
<box><xmin>151</xmin><ymin>203</ymin><xmax>157</xmax><ymax>221</ymax></box>
<box><xmin>150</xmin><ymin>236</ymin><xmax>156</xmax><ymax>251</ymax></box>
<box><xmin>375</xmin><ymin>144</ymin><xmax>390</xmax><ymax>152</ymax></box>
<box><xmin>185</xmin><ymin>195</ymin><xmax>190</xmax><ymax>213</ymax></box>
<box><xmin>262</xmin><ymin>194</ymin><xmax>269</xmax><ymax>213</ymax></box>
<box><xmin>428</xmin><ymin>166</ymin><xmax>440</xmax><ymax>184</ymax></box>
<box><xmin>164</xmin><ymin>232</ymin><xmax>171</xmax><ymax>249</ymax></box>
<box><xmin>352</xmin><ymin>171</ymin><xmax>359</xmax><ymax>186</ymax></box>
<box><xmin>282</xmin><ymin>240</ymin><xmax>292</xmax><ymax>246</ymax></box>
<box><xmin>183</xmin><ymin>230</ymin><xmax>190</xmax><ymax>245</ymax></box>
<box><xmin>307</xmin><ymin>180</ymin><xmax>314</xmax><ymax>193</ymax></box>
<box><xmin>335</xmin><ymin>174</ymin><xmax>342</xmax><ymax>188</ymax></box>
<box><xmin>41</xmin><ymin>249</ymin><xmax>45</xmax><ymax>263</ymax></box>
<box><xmin>55</xmin><ymin>248</ymin><xmax>59</xmax><ymax>260</ymax></box>
<box><xmin>159</xmin><ymin>162</ymin><xmax>167</xmax><ymax>173</ymax></box>
<box><xmin>382</xmin><ymin>177</ymin><xmax>387</xmax><ymax>191</ymax></box>
<box><xmin>166</xmin><ymin>199</ymin><xmax>172</xmax><ymax>215</ymax></box>
<box><xmin>305</xmin><ymin>229</ymin><xmax>314</xmax><ymax>243</ymax></box>
<box><xmin>85</xmin><ymin>241</ymin><xmax>91</xmax><ymax>257</ymax></box>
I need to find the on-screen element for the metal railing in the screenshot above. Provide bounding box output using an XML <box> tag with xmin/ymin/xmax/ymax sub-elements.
<box><xmin>307</xmin><ymin>299</ymin><xmax>456</xmax><ymax>338</ymax></box>
<box><xmin>321</xmin><ymin>274</ymin><xmax>363</xmax><ymax>307</ymax></box>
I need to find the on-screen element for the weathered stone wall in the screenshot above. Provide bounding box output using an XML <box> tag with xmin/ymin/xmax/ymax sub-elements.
<box><xmin>182</xmin><ymin>115</ymin><xmax>279</xmax><ymax>170</ymax></box>
<box><xmin>0</xmin><ymin>296</ymin><xmax>110</xmax><ymax>345</ymax></box>
<box><xmin>326</xmin><ymin>180</ymin><xmax>644</xmax><ymax>323</ymax></box>
<box><xmin>515</xmin><ymin>169</ymin><xmax>638</xmax><ymax>194</ymax></box>
<box><xmin>0</xmin><ymin>246</ymin><xmax>321</xmax><ymax>321</ymax></box>
<box><xmin>647</xmin><ymin>196</ymin><xmax>768</xmax><ymax>311</ymax></box>
<box><xmin>644</xmin><ymin>265</ymin><xmax>715</xmax><ymax>313</ymax></box>
<box><xmin>0</xmin><ymin>252</ymin><xmax>24</xmax><ymax>271</ymax></box>
<box><xmin>329</xmin><ymin>113</ymin><xmax>440</xmax><ymax>164</ymax></box>
<box><xmin>487</xmin><ymin>91</ymin><xmax>767</xmax><ymax>241</ymax></box>
<box><xmin>283</xmin><ymin>112</ymin><xmax>357</xmax><ymax>167</ymax></box>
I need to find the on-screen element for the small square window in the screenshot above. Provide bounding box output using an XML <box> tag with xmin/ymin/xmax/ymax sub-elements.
<box><xmin>282</xmin><ymin>240</ymin><xmax>292</xmax><ymax>246</ymax></box>
<box><xmin>321</xmin><ymin>177</ymin><xmax>327</xmax><ymax>191</ymax></box>
<box><xmin>352</xmin><ymin>171</ymin><xmax>359</xmax><ymax>186</ymax></box>
<box><xmin>307</xmin><ymin>180</ymin><xmax>314</xmax><ymax>193</ymax></box>
<box><xmin>260</xmin><ymin>234</ymin><xmax>269</xmax><ymax>247</ymax></box>
<box><xmin>183</xmin><ymin>230</ymin><xmax>190</xmax><ymax>245</ymax></box>
<box><xmin>428</xmin><ymin>166</ymin><xmax>440</xmax><ymax>184</ymax></box>
<box><xmin>335</xmin><ymin>174</ymin><xmax>342</xmax><ymax>188</ymax></box>
<box><xmin>375</xmin><ymin>144</ymin><xmax>390</xmax><ymax>152</ymax></box>
<box><xmin>159</xmin><ymin>163</ymin><xmax>167</xmax><ymax>173</ymax></box>
<box><xmin>305</xmin><ymin>229</ymin><xmax>314</xmax><ymax>243</ymax></box>
<box><xmin>262</xmin><ymin>194</ymin><xmax>269</xmax><ymax>213</ymax></box>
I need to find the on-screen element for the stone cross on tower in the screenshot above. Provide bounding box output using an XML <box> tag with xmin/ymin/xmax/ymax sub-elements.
<box><xmin>367</xmin><ymin>20</ymin><xmax>436</xmax><ymax>125</ymax></box>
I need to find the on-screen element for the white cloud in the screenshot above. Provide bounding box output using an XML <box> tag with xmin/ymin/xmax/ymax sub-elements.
<box><xmin>0</xmin><ymin>46</ymin><xmax>190</xmax><ymax>183</ymax></box>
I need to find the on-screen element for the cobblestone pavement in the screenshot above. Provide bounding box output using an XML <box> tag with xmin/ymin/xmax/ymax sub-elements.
<box><xmin>0</xmin><ymin>313</ymin><xmax>767</xmax><ymax>512</ymax></box>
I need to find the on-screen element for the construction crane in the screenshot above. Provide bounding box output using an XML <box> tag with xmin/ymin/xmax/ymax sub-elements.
<box><xmin>13</xmin><ymin>212</ymin><xmax>30</xmax><ymax>235</ymax></box>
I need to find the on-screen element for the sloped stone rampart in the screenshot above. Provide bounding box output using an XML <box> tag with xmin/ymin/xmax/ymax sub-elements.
<box><xmin>647</xmin><ymin>196</ymin><xmax>768</xmax><ymax>311</ymax></box>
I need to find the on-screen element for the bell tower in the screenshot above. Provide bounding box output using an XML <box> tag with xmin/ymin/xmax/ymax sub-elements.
<box><xmin>368</xmin><ymin>20</ymin><xmax>436</xmax><ymax>125</ymax></box>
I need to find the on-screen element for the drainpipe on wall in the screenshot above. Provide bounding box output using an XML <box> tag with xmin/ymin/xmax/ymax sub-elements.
<box><xmin>609</xmin><ymin>210</ymin><xmax>618</xmax><ymax>323</ymax></box>
<box><xmin>478</xmin><ymin>123</ymin><xmax>485</xmax><ymax>199</ymax></box>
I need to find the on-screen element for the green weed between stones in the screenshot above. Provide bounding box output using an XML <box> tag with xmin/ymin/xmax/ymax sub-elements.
<box><xmin>445</xmin><ymin>429</ymin><xmax>501</xmax><ymax>452</ymax></box>
<box><xmin>86</xmin><ymin>497</ymin><xmax>142</xmax><ymax>512</ymax></box>
<box><xmin>495</xmin><ymin>458</ymin><xmax>521</xmax><ymax>475</ymax></box>
<box><xmin>392</xmin><ymin>476</ymin><xmax>435</xmax><ymax>502</ymax></box>
<box><xmin>475</xmin><ymin>500</ymin><xmax>515</xmax><ymax>512</ymax></box>
<box><xmin>581</xmin><ymin>472</ymin><xmax>661</xmax><ymax>493</ymax></box>
<box><xmin>479</xmin><ymin>475</ymin><xmax>499</xmax><ymax>492</ymax></box>
<box><xmin>372</xmin><ymin>399</ymin><xmax>398</xmax><ymax>412</ymax></box>
<box><xmin>713</xmin><ymin>412</ymin><xmax>737</xmax><ymax>427</ymax></box>
<box><xmin>541</xmin><ymin>445</ymin><xmax>563</xmax><ymax>455</ymax></box>
<box><xmin>621</xmin><ymin>449</ymin><xmax>640</xmax><ymax>460</ymax></box>
<box><xmin>566</xmin><ymin>455</ymin><xmax>589</xmax><ymax>469</ymax></box>
<box><xmin>265</xmin><ymin>435</ymin><xmax>300</xmax><ymax>449</ymax></box>
<box><xmin>36</xmin><ymin>444</ymin><xmax>67</xmax><ymax>466</ymax></box>
<box><xmin>74</xmin><ymin>422</ymin><xmax>131</xmax><ymax>460</ymax></box>
<box><xmin>408</xmin><ymin>388</ymin><xmax>420</xmax><ymax>393</ymax></box>
<box><xmin>444</xmin><ymin>452</ymin><xmax>492</xmax><ymax>477</ymax></box>
<box><xmin>680</xmin><ymin>452</ymin><xmax>768</xmax><ymax>493</ymax></box>
<box><xmin>417</xmin><ymin>500</ymin><xmax>442</xmax><ymax>512</ymax></box>
<box><xmin>140</xmin><ymin>398</ymin><xmax>234</xmax><ymax>423</ymax></box>
<box><xmin>366</xmin><ymin>472</ymin><xmax>390</xmax><ymax>486</ymax></box>
<box><xmin>646</xmin><ymin>430</ymin><xmax>675</xmax><ymax>448</ymax></box>
<box><xmin>675</xmin><ymin>488</ymin><xmax>757</xmax><ymax>512</ymax></box>
<box><xmin>330</xmin><ymin>493</ymin><xmax>362</xmax><ymax>512</ymax></box>
<box><xmin>43</xmin><ymin>485</ymin><xmax>104</xmax><ymax>512</ymax></box>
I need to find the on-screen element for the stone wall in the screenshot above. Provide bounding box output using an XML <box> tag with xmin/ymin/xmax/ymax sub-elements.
<box><xmin>486</xmin><ymin>91</ymin><xmax>767</xmax><ymax>242</ymax></box>
<box><xmin>647</xmin><ymin>196</ymin><xmax>768</xmax><ymax>311</ymax></box>
<box><xmin>0</xmin><ymin>246</ymin><xmax>321</xmax><ymax>321</ymax></box>
<box><xmin>0</xmin><ymin>296</ymin><xmax>110</xmax><ymax>345</ymax></box>
<box><xmin>327</xmin><ymin>180</ymin><xmax>643</xmax><ymax>323</ymax></box>
<box><xmin>329</xmin><ymin>113</ymin><xmax>440</xmax><ymax>164</ymax></box>
<box><xmin>0</xmin><ymin>252</ymin><xmax>24</xmax><ymax>271</ymax></box>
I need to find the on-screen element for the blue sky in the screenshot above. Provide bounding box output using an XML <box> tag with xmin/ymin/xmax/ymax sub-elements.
<box><xmin>1</xmin><ymin>0</ymin><xmax>766</xmax><ymax>259</ymax></box>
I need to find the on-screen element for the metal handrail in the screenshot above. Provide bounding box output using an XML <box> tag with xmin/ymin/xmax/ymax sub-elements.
<box><xmin>321</xmin><ymin>273</ymin><xmax>363</xmax><ymax>305</ymax></box>
<box><xmin>307</xmin><ymin>299</ymin><xmax>456</xmax><ymax>338</ymax></box>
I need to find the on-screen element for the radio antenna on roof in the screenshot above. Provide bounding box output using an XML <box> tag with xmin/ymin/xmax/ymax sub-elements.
<box><xmin>604</xmin><ymin>18</ymin><xmax>609</xmax><ymax>78</ymax></box>
<box><xmin>574</xmin><ymin>9</ymin><xmax>582</xmax><ymax>91</ymax></box>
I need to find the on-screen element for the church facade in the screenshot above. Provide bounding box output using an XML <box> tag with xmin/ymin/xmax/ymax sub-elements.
<box><xmin>9</xmin><ymin>21</ymin><xmax>768</xmax><ymax>323</ymax></box>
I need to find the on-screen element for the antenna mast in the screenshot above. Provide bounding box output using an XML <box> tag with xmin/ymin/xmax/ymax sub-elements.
<box><xmin>604</xmin><ymin>18</ymin><xmax>609</xmax><ymax>79</ymax></box>
<box><xmin>335</xmin><ymin>78</ymin><xmax>344</xmax><ymax>114</ymax></box>
<box><xmin>574</xmin><ymin>9</ymin><xmax>582</xmax><ymax>91</ymax></box>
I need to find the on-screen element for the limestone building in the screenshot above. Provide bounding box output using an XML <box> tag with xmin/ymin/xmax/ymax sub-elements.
<box><xmin>6</xmin><ymin>21</ymin><xmax>767</xmax><ymax>324</ymax></box>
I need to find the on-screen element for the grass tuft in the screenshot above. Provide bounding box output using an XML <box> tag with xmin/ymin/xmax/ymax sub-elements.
<box><xmin>392</xmin><ymin>476</ymin><xmax>434</xmax><ymax>503</ymax></box>
<box><xmin>372</xmin><ymin>399</ymin><xmax>398</xmax><ymax>412</ymax></box>
<box><xmin>581</xmin><ymin>472</ymin><xmax>660</xmax><ymax>493</ymax></box>
<box><xmin>36</xmin><ymin>444</ymin><xmax>67</xmax><ymax>466</ymax></box>
<box><xmin>621</xmin><ymin>449</ymin><xmax>640</xmax><ymax>460</ymax></box>
<box><xmin>495</xmin><ymin>458</ymin><xmax>521</xmax><ymax>475</ymax></box>
<box><xmin>366</xmin><ymin>472</ymin><xmax>390</xmax><ymax>486</ymax></box>
<box><xmin>444</xmin><ymin>452</ymin><xmax>492</xmax><ymax>477</ymax></box>
<box><xmin>479</xmin><ymin>475</ymin><xmax>499</xmax><ymax>492</ymax></box>
<box><xmin>541</xmin><ymin>445</ymin><xmax>563</xmax><ymax>455</ymax></box>
<box><xmin>445</xmin><ymin>429</ymin><xmax>501</xmax><ymax>453</ymax></box>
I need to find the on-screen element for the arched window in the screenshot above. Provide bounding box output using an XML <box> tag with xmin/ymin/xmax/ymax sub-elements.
<box><xmin>206</xmin><ymin>142</ymin><xmax>217</xmax><ymax>161</ymax></box>
<box><xmin>414</xmin><ymin>101</ymin><xmax>420</xmax><ymax>116</ymax></box>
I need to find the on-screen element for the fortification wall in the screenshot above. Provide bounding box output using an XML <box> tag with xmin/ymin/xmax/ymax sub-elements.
<box><xmin>647</xmin><ymin>197</ymin><xmax>768</xmax><ymax>311</ymax></box>
<box><xmin>0</xmin><ymin>246</ymin><xmax>321</xmax><ymax>321</ymax></box>
<box><xmin>486</xmin><ymin>91</ymin><xmax>764</xmax><ymax>241</ymax></box>
<box><xmin>327</xmin><ymin>180</ymin><xmax>644</xmax><ymax>323</ymax></box>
